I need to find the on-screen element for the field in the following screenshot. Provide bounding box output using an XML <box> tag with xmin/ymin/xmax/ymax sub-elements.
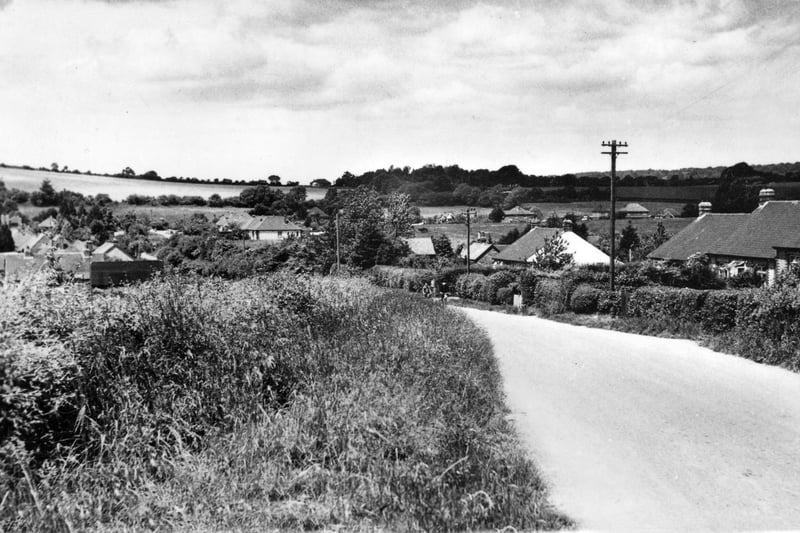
<box><xmin>419</xmin><ymin>201</ymin><xmax>688</xmax><ymax>220</ymax></box>
<box><xmin>1</xmin><ymin>274</ymin><xmax>570</xmax><ymax>531</ymax></box>
<box><xmin>0</xmin><ymin>166</ymin><xmax>328</xmax><ymax>202</ymax></box>
<box><xmin>420</xmin><ymin>222</ymin><xmax>529</xmax><ymax>247</ymax></box>
<box><xmin>585</xmin><ymin>217</ymin><xmax>694</xmax><ymax>237</ymax></box>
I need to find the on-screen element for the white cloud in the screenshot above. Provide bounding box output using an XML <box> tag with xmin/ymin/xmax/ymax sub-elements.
<box><xmin>0</xmin><ymin>0</ymin><xmax>799</xmax><ymax>179</ymax></box>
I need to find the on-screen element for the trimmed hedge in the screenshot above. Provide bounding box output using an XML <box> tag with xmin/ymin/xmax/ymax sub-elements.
<box><xmin>569</xmin><ymin>284</ymin><xmax>601</xmax><ymax>314</ymax></box>
<box><xmin>371</xmin><ymin>266</ymin><xmax>434</xmax><ymax>292</ymax></box>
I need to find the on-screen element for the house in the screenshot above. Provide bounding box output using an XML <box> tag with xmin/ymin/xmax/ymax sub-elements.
<box><xmin>657</xmin><ymin>208</ymin><xmax>678</xmax><ymax>219</ymax></box>
<box><xmin>38</xmin><ymin>216</ymin><xmax>58</xmax><ymax>231</ymax></box>
<box><xmin>494</xmin><ymin>227</ymin><xmax>612</xmax><ymax>267</ymax></box>
<box><xmin>92</xmin><ymin>242</ymin><xmax>134</xmax><ymax>262</ymax></box>
<box><xmin>0</xmin><ymin>214</ymin><xmax>22</xmax><ymax>227</ymax></box>
<box><xmin>459</xmin><ymin>242</ymin><xmax>500</xmax><ymax>264</ymax></box>
<box><xmin>622</xmin><ymin>203</ymin><xmax>650</xmax><ymax>218</ymax></box>
<box><xmin>590</xmin><ymin>207</ymin><xmax>610</xmax><ymax>220</ymax></box>
<box><xmin>648</xmin><ymin>192</ymin><xmax>800</xmax><ymax>283</ymax></box>
<box><xmin>216</xmin><ymin>213</ymin><xmax>253</xmax><ymax>232</ymax></box>
<box><xmin>306</xmin><ymin>207</ymin><xmax>328</xmax><ymax>220</ymax></box>
<box><xmin>402</xmin><ymin>237</ymin><xmax>436</xmax><ymax>256</ymax></box>
<box><xmin>240</xmin><ymin>216</ymin><xmax>308</xmax><ymax>241</ymax></box>
<box><xmin>504</xmin><ymin>205</ymin><xmax>537</xmax><ymax>221</ymax></box>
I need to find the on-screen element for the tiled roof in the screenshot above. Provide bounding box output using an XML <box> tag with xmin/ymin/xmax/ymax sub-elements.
<box><xmin>39</xmin><ymin>216</ymin><xmax>58</xmax><ymax>228</ymax></box>
<box><xmin>648</xmin><ymin>214</ymin><xmax>749</xmax><ymax>261</ymax></box>
<box><xmin>241</xmin><ymin>216</ymin><xmax>306</xmax><ymax>232</ymax></box>
<box><xmin>649</xmin><ymin>201</ymin><xmax>800</xmax><ymax>261</ymax></box>
<box><xmin>495</xmin><ymin>227</ymin><xmax>611</xmax><ymax>266</ymax></box>
<box><xmin>495</xmin><ymin>227</ymin><xmax>561</xmax><ymax>263</ymax></box>
<box><xmin>713</xmin><ymin>201</ymin><xmax>800</xmax><ymax>259</ymax></box>
<box><xmin>93</xmin><ymin>242</ymin><xmax>116</xmax><ymax>255</ymax></box>
<box><xmin>623</xmin><ymin>203</ymin><xmax>649</xmax><ymax>213</ymax></box>
<box><xmin>403</xmin><ymin>237</ymin><xmax>436</xmax><ymax>256</ymax></box>
<box><xmin>504</xmin><ymin>206</ymin><xmax>533</xmax><ymax>216</ymax></box>
<box><xmin>459</xmin><ymin>242</ymin><xmax>498</xmax><ymax>260</ymax></box>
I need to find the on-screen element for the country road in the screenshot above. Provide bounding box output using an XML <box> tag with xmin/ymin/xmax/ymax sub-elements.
<box><xmin>460</xmin><ymin>308</ymin><xmax>800</xmax><ymax>532</ymax></box>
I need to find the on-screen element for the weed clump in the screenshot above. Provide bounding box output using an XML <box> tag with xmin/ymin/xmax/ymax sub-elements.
<box><xmin>1</xmin><ymin>273</ymin><xmax>569</xmax><ymax>531</ymax></box>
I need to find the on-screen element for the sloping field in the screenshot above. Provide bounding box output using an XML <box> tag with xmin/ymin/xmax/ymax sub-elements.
<box><xmin>0</xmin><ymin>166</ymin><xmax>327</xmax><ymax>201</ymax></box>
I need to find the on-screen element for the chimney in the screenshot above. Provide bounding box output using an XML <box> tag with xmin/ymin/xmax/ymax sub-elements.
<box><xmin>562</xmin><ymin>218</ymin><xmax>573</xmax><ymax>231</ymax></box>
<box><xmin>759</xmin><ymin>188</ymin><xmax>775</xmax><ymax>206</ymax></box>
<box><xmin>698</xmin><ymin>201</ymin><xmax>712</xmax><ymax>216</ymax></box>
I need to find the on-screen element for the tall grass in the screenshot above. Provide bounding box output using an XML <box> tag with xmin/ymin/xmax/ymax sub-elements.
<box><xmin>1</xmin><ymin>273</ymin><xmax>570</xmax><ymax>531</ymax></box>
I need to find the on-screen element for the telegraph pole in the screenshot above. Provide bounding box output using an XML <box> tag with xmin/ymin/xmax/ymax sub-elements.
<box><xmin>335</xmin><ymin>210</ymin><xmax>341</xmax><ymax>274</ymax></box>
<box><xmin>464</xmin><ymin>208</ymin><xmax>476</xmax><ymax>274</ymax></box>
<box><xmin>601</xmin><ymin>140</ymin><xmax>628</xmax><ymax>291</ymax></box>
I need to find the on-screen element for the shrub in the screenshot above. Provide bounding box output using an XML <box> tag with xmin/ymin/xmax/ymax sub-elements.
<box><xmin>482</xmin><ymin>270</ymin><xmax>518</xmax><ymax>304</ymax></box>
<box><xmin>532</xmin><ymin>278</ymin><xmax>566</xmax><ymax>315</ymax></box>
<box><xmin>570</xmin><ymin>284</ymin><xmax>601</xmax><ymax>314</ymax></box>
<box><xmin>496</xmin><ymin>287</ymin><xmax>514</xmax><ymax>305</ymax></box>
<box><xmin>370</xmin><ymin>266</ymin><xmax>434</xmax><ymax>292</ymax></box>
<box><xmin>455</xmin><ymin>273</ymin><xmax>486</xmax><ymax>300</ymax></box>
<box><xmin>1</xmin><ymin>274</ymin><xmax>571</xmax><ymax>531</ymax></box>
<box><xmin>698</xmin><ymin>290</ymin><xmax>742</xmax><ymax>334</ymax></box>
<box><xmin>518</xmin><ymin>270</ymin><xmax>538</xmax><ymax>304</ymax></box>
<box><xmin>597</xmin><ymin>289</ymin><xmax>624</xmax><ymax>316</ymax></box>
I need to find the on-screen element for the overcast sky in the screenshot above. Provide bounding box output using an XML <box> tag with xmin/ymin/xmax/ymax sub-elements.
<box><xmin>1</xmin><ymin>0</ymin><xmax>798</xmax><ymax>183</ymax></box>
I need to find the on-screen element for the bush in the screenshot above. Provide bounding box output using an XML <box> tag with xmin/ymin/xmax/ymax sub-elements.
<box><xmin>370</xmin><ymin>266</ymin><xmax>434</xmax><ymax>292</ymax></box>
<box><xmin>569</xmin><ymin>284</ymin><xmax>601</xmax><ymax>314</ymax></box>
<box><xmin>482</xmin><ymin>270</ymin><xmax>518</xmax><ymax>304</ymax></box>
<box><xmin>518</xmin><ymin>270</ymin><xmax>538</xmax><ymax>304</ymax></box>
<box><xmin>1</xmin><ymin>274</ymin><xmax>571</xmax><ymax>531</ymax></box>
<box><xmin>698</xmin><ymin>290</ymin><xmax>742</xmax><ymax>333</ymax></box>
<box><xmin>455</xmin><ymin>273</ymin><xmax>487</xmax><ymax>300</ymax></box>
<box><xmin>496</xmin><ymin>287</ymin><xmax>514</xmax><ymax>305</ymax></box>
<box><xmin>532</xmin><ymin>278</ymin><xmax>567</xmax><ymax>315</ymax></box>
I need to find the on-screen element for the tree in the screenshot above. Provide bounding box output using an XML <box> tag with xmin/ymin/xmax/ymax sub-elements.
<box><xmin>337</xmin><ymin>186</ymin><xmax>391</xmax><ymax>269</ymax></box>
<box><xmin>310</xmin><ymin>178</ymin><xmax>332</xmax><ymax>188</ymax></box>
<box><xmin>384</xmin><ymin>192</ymin><xmax>414</xmax><ymax>240</ymax></box>
<box><xmin>532</xmin><ymin>234</ymin><xmax>573</xmax><ymax>271</ymax></box>
<box><xmin>639</xmin><ymin>220</ymin><xmax>671</xmax><ymax>259</ymax></box>
<box><xmin>488</xmin><ymin>206</ymin><xmax>505</xmax><ymax>222</ymax></box>
<box><xmin>121</xmin><ymin>166</ymin><xmax>136</xmax><ymax>177</ymax></box>
<box><xmin>680</xmin><ymin>202</ymin><xmax>698</xmax><ymax>217</ymax></box>
<box><xmin>268</xmin><ymin>175</ymin><xmax>282</xmax><ymax>186</ymax></box>
<box><xmin>618</xmin><ymin>221</ymin><xmax>640</xmax><ymax>260</ymax></box>
<box><xmin>51</xmin><ymin>162</ymin><xmax>59</xmax><ymax>172</ymax></box>
<box><xmin>0</xmin><ymin>224</ymin><xmax>13</xmax><ymax>252</ymax></box>
<box><xmin>432</xmin><ymin>233</ymin><xmax>454</xmax><ymax>257</ymax></box>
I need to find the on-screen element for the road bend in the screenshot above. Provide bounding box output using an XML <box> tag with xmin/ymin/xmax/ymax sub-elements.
<box><xmin>460</xmin><ymin>308</ymin><xmax>800</xmax><ymax>532</ymax></box>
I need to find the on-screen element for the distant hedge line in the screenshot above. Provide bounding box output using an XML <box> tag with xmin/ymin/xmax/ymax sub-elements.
<box><xmin>370</xmin><ymin>265</ymin><xmax>800</xmax><ymax>372</ymax></box>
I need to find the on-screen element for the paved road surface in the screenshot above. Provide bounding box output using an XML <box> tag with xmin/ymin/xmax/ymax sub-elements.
<box><xmin>460</xmin><ymin>308</ymin><xmax>800</xmax><ymax>532</ymax></box>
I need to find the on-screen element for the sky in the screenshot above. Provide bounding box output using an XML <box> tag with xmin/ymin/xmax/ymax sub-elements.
<box><xmin>1</xmin><ymin>0</ymin><xmax>799</xmax><ymax>183</ymax></box>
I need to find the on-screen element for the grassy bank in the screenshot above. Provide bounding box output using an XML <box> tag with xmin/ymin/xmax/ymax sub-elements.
<box><xmin>1</xmin><ymin>273</ymin><xmax>570</xmax><ymax>531</ymax></box>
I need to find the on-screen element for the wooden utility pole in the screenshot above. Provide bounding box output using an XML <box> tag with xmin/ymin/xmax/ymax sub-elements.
<box><xmin>601</xmin><ymin>140</ymin><xmax>628</xmax><ymax>291</ymax></box>
<box><xmin>335</xmin><ymin>210</ymin><xmax>341</xmax><ymax>274</ymax></box>
<box><xmin>464</xmin><ymin>208</ymin><xmax>476</xmax><ymax>274</ymax></box>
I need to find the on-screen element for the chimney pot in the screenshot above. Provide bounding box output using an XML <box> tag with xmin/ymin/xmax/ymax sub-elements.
<box><xmin>759</xmin><ymin>188</ymin><xmax>775</xmax><ymax>206</ymax></box>
<box><xmin>698</xmin><ymin>201</ymin><xmax>712</xmax><ymax>216</ymax></box>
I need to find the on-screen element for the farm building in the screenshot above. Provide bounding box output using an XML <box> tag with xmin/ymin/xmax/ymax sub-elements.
<box><xmin>622</xmin><ymin>203</ymin><xmax>650</xmax><ymax>218</ymax></box>
<box><xmin>216</xmin><ymin>212</ymin><xmax>253</xmax><ymax>232</ymax></box>
<box><xmin>402</xmin><ymin>237</ymin><xmax>436</xmax><ymax>256</ymax></box>
<box><xmin>504</xmin><ymin>205</ymin><xmax>539</xmax><ymax>222</ymax></box>
<box><xmin>648</xmin><ymin>192</ymin><xmax>800</xmax><ymax>284</ymax></box>
<box><xmin>241</xmin><ymin>216</ymin><xmax>308</xmax><ymax>241</ymax></box>
<box><xmin>92</xmin><ymin>242</ymin><xmax>134</xmax><ymax>262</ymax></box>
<box><xmin>37</xmin><ymin>216</ymin><xmax>59</xmax><ymax>231</ymax></box>
<box><xmin>459</xmin><ymin>242</ymin><xmax>501</xmax><ymax>264</ymax></box>
<box><xmin>494</xmin><ymin>227</ymin><xmax>612</xmax><ymax>267</ymax></box>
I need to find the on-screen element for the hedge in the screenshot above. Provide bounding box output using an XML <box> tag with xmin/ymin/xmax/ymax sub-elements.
<box><xmin>370</xmin><ymin>266</ymin><xmax>434</xmax><ymax>292</ymax></box>
<box><xmin>569</xmin><ymin>284</ymin><xmax>601</xmax><ymax>314</ymax></box>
